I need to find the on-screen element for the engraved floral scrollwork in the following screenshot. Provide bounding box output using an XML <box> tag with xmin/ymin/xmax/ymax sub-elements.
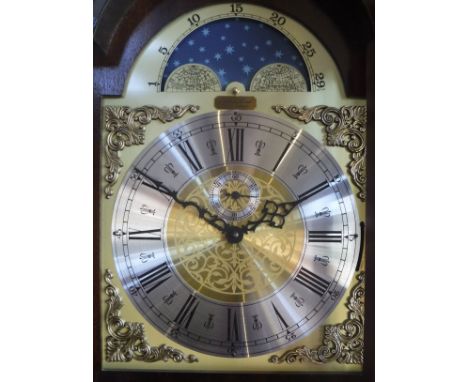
<box><xmin>268</xmin><ymin>272</ymin><xmax>365</xmax><ymax>365</ymax></box>
<box><xmin>273</xmin><ymin>105</ymin><xmax>367</xmax><ymax>201</ymax></box>
<box><xmin>103</xmin><ymin>105</ymin><xmax>199</xmax><ymax>199</ymax></box>
<box><xmin>103</xmin><ymin>269</ymin><xmax>198</xmax><ymax>363</ymax></box>
<box><xmin>166</xmin><ymin>172</ymin><xmax>304</xmax><ymax>303</ymax></box>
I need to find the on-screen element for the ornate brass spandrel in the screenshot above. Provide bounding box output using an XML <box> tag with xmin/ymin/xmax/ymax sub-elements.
<box><xmin>268</xmin><ymin>272</ymin><xmax>365</xmax><ymax>365</ymax></box>
<box><xmin>273</xmin><ymin>105</ymin><xmax>367</xmax><ymax>201</ymax></box>
<box><xmin>103</xmin><ymin>105</ymin><xmax>200</xmax><ymax>199</ymax></box>
<box><xmin>103</xmin><ymin>269</ymin><xmax>198</xmax><ymax>363</ymax></box>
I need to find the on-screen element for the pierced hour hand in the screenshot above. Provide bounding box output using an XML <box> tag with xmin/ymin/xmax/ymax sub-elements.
<box><xmin>240</xmin><ymin>180</ymin><xmax>331</xmax><ymax>233</ymax></box>
<box><xmin>134</xmin><ymin>168</ymin><xmax>228</xmax><ymax>233</ymax></box>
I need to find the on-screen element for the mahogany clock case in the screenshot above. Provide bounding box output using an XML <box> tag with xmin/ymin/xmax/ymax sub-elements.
<box><xmin>93</xmin><ymin>0</ymin><xmax>374</xmax><ymax>381</ymax></box>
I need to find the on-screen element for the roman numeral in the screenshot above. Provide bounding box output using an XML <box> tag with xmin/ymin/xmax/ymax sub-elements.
<box><xmin>308</xmin><ymin>230</ymin><xmax>342</xmax><ymax>243</ymax></box>
<box><xmin>227</xmin><ymin>128</ymin><xmax>244</xmax><ymax>162</ymax></box>
<box><xmin>178</xmin><ymin>139</ymin><xmax>202</xmax><ymax>173</ymax></box>
<box><xmin>271</xmin><ymin>303</ymin><xmax>290</xmax><ymax>331</ymax></box>
<box><xmin>298</xmin><ymin>180</ymin><xmax>329</xmax><ymax>200</ymax></box>
<box><xmin>174</xmin><ymin>294</ymin><xmax>199</xmax><ymax>329</ymax></box>
<box><xmin>227</xmin><ymin>308</ymin><xmax>240</xmax><ymax>342</ymax></box>
<box><xmin>128</xmin><ymin>228</ymin><xmax>162</xmax><ymax>240</ymax></box>
<box><xmin>138</xmin><ymin>262</ymin><xmax>171</xmax><ymax>294</ymax></box>
<box><xmin>295</xmin><ymin>267</ymin><xmax>331</xmax><ymax>296</ymax></box>
<box><xmin>272</xmin><ymin>141</ymin><xmax>292</xmax><ymax>172</ymax></box>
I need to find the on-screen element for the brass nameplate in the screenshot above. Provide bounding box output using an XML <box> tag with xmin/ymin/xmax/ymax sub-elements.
<box><xmin>214</xmin><ymin>96</ymin><xmax>256</xmax><ymax>110</ymax></box>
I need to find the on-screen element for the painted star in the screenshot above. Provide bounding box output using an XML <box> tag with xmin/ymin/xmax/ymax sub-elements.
<box><xmin>260</xmin><ymin>57</ymin><xmax>265</xmax><ymax>62</ymax></box>
<box><xmin>244</xmin><ymin>25</ymin><xmax>250</xmax><ymax>31</ymax></box>
<box><xmin>225</xmin><ymin>45</ymin><xmax>235</xmax><ymax>54</ymax></box>
<box><xmin>225</xmin><ymin>23</ymin><xmax>231</xmax><ymax>29</ymax></box>
<box><xmin>174</xmin><ymin>60</ymin><xmax>181</xmax><ymax>66</ymax></box>
<box><xmin>221</xmin><ymin>35</ymin><xmax>226</xmax><ymax>41</ymax></box>
<box><xmin>214</xmin><ymin>53</ymin><xmax>222</xmax><ymax>61</ymax></box>
<box><xmin>218</xmin><ymin>69</ymin><xmax>226</xmax><ymax>76</ymax></box>
<box><xmin>242</xmin><ymin>42</ymin><xmax>247</xmax><ymax>47</ymax></box>
<box><xmin>188</xmin><ymin>58</ymin><xmax>194</xmax><ymax>62</ymax></box>
<box><xmin>291</xmin><ymin>55</ymin><xmax>297</xmax><ymax>61</ymax></box>
<box><xmin>242</xmin><ymin>65</ymin><xmax>252</xmax><ymax>74</ymax></box>
<box><xmin>188</xmin><ymin>39</ymin><xmax>195</xmax><ymax>46</ymax></box>
<box><xmin>238</xmin><ymin>56</ymin><xmax>244</xmax><ymax>62</ymax></box>
<box><xmin>254</xmin><ymin>45</ymin><xmax>259</xmax><ymax>51</ymax></box>
<box><xmin>275</xmin><ymin>50</ymin><xmax>284</xmax><ymax>58</ymax></box>
<box><xmin>202</xmin><ymin>27</ymin><xmax>210</xmax><ymax>37</ymax></box>
<box><xmin>204</xmin><ymin>59</ymin><xmax>210</xmax><ymax>64</ymax></box>
<box><xmin>266</xmin><ymin>40</ymin><xmax>272</xmax><ymax>46</ymax></box>
<box><xmin>199</xmin><ymin>46</ymin><xmax>206</xmax><ymax>52</ymax></box>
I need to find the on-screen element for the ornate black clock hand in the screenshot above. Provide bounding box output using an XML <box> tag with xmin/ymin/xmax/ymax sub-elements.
<box><xmin>240</xmin><ymin>180</ymin><xmax>331</xmax><ymax>233</ymax></box>
<box><xmin>222</xmin><ymin>190</ymin><xmax>259</xmax><ymax>199</ymax></box>
<box><xmin>134</xmin><ymin>168</ymin><xmax>229</xmax><ymax>233</ymax></box>
<box><xmin>240</xmin><ymin>199</ymin><xmax>299</xmax><ymax>233</ymax></box>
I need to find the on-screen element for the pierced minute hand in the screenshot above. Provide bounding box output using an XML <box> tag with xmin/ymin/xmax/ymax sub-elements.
<box><xmin>240</xmin><ymin>180</ymin><xmax>330</xmax><ymax>233</ymax></box>
<box><xmin>134</xmin><ymin>168</ymin><xmax>229</xmax><ymax>233</ymax></box>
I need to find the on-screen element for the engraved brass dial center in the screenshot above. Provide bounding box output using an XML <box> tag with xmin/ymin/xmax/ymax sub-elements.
<box><xmin>165</xmin><ymin>166</ymin><xmax>306</xmax><ymax>304</ymax></box>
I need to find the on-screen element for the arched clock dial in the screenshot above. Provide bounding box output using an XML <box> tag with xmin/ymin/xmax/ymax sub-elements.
<box><xmin>112</xmin><ymin>111</ymin><xmax>361</xmax><ymax>357</ymax></box>
<box><xmin>124</xmin><ymin>3</ymin><xmax>343</xmax><ymax>98</ymax></box>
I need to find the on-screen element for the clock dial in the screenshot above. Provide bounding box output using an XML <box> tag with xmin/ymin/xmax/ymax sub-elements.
<box><xmin>125</xmin><ymin>3</ymin><xmax>340</xmax><ymax>98</ymax></box>
<box><xmin>112</xmin><ymin>111</ymin><xmax>360</xmax><ymax>357</ymax></box>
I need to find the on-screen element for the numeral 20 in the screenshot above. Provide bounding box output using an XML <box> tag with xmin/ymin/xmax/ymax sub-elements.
<box><xmin>270</xmin><ymin>12</ymin><xmax>286</xmax><ymax>26</ymax></box>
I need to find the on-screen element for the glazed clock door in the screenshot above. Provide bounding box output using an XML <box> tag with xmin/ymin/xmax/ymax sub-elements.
<box><xmin>95</xmin><ymin>0</ymin><xmax>372</xmax><ymax>377</ymax></box>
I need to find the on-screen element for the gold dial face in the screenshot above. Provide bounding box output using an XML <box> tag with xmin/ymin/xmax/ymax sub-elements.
<box><xmin>166</xmin><ymin>165</ymin><xmax>305</xmax><ymax>304</ymax></box>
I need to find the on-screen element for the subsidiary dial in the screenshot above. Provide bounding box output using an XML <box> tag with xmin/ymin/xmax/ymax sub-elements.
<box><xmin>209</xmin><ymin>170</ymin><xmax>260</xmax><ymax>221</ymax></box>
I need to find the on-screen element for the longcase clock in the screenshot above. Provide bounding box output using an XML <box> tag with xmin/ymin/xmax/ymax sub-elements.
<box><xmin>94</xmin><ymin>0</ymin><xmax>374</xmax><ymax>380</ymax></box>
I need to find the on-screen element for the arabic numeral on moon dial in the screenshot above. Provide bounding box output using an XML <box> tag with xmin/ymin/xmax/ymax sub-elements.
<box><xmin>270</xmin><ymin>11</ymin><xmax>286</xmax><ymax>26</ymax></box>
<box><xmin>313</xmin><ymin>72</ymin><xmax>326</xmax><ymax>89</ymax></box>
<box><xmin>187</xmin><ymin>14</ymin><xmax>200</xmax><ymax>26</ymax></box>
<box><xmin>230</xmin><ymin>3</ymin><xmax>243</xmax><ymax>13</ymax></box>
<box><xmin>301</xmin><ymin>41</ymin><xmax>316</xmax><ymax>57</ymax></box>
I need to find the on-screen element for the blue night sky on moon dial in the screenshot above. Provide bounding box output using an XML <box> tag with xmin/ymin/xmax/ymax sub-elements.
<box><xmin>162</xmin><ymin>18</ymin><xmax>310</xmax><ymax>90</ymax></box>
